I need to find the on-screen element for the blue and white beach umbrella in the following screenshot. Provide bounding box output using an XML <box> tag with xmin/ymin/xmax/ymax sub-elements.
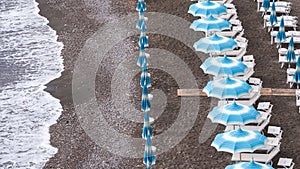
<box><xmin>142</xmin><ymin>111</ymin><xmax>153</xmax><ymax>139</ymax></box>
<box><xmin>136</xmin><ymin>0</ymin><xmax>146</xmax><ymax>12</ymax></box>
<box><xmin>188</xmin><ymin>0</ymin><xmax>227</xmax><ymax>17</ymax></box>
<box><xmin>143</xmin><ymin>137</ymin><xmax>155</xmax><ymax>168</ymax></box>
<box><xmin>137</xmin><ymin>9</ymin><xmax>146</xmax><ymax>29</ymax></box>
<box><xmin>140</xmin><ymin>64</ymin><xmax>151</xmax><ymax>88</ymax></box>
<box><xmin>203</xmin><ymin>77</ymin><xmax>252</xmax><ymax>99</ymax></box>
<box><xmin>287</xmin><ymin>36</ymin><xmax>296</xmax><ymax>67</ymax></box>
<box><xmin>269</xmin><ymin>1</ymin><xmax>277</xmax><ymax>28</ymax></box>
<box><xmin>208</xmin><ymin>102</ymin><xmax>261</xmax><ymax>126</ymax></box>
<box><xmin>190</xmin><ymin>15</ymin><xmax>231</xmax><ymax>35</ymax></box>
<box><xmin>137</xmin><ymin>44</ymin><xmax>149</xmax><ymax>67</ymax></box>
<box><xmin>262</xmin><ymin>0</ymin><xmax>270</xmax><ymax>12</ymax></box>
<box><xmin>200</xmin><ymin>55</ymin><xmax>248</xmax><ymax>77</ymax></box>
<box><xmin>211</xmin><ymin>128</ymin><xmax>267</xmax><ymax>154</ymax></box>
<box><xmin>225</xmin><ymin>160</ymin><xmax>274</xmax><ymax>169</ymax></box>
<box><xmin>139</xmin><ymin>22</ymin><xmax>149</xmax><ymax>48</ymax></box>
<box><xmin>194</xmin><ymin>34</ymin><xmax>238</xmax><ymax>54</ymax></box>
<box><xmin>293</xmin><ymin>57</ymin><xmax>300</xmax><ymax>85</ymax></box>
<box><xmin>276</xmin><ymin>17</ymin><xmax>286</xmax><ymax>46</ymax></box>
<box><xmin>141</xmin><ymin>87</ymin><xmax>151</xmax><ymax>112</ymax></box>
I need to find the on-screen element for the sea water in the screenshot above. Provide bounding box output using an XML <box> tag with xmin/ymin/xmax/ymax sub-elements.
<box><xmin>0</xmin><ymin>0</ymin><xmax>63</xmax><ymax>168</ymax></box>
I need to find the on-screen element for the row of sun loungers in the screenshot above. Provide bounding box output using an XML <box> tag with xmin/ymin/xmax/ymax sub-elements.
<box><xmin>255</xmin><ymin>1</ymin><xmax>296</xmax><ymax>168</ymax></box>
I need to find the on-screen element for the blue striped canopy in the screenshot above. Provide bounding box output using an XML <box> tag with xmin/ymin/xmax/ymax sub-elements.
<box><xmin>142</xmin><ymin>111</ymin><xmax>153</xmax><ymax>139</ymax></box>
<box><xmin>143</xmin><ymin>137</ymin><xmax>155</xmax><ymax>167</ymax></box>
<box><xmin>225</xmin><ymin>160</ymin><xmax>274</xmax><ymax>169</ymax></box>
<box><xmin>136</xmin><ymin>0</ymin><xmax>146</xmax><ymax>12</ymax></box>
<box><xmin>263</xmin><ymin>0</ymin><xmax>270</xmax><ymax>11</ymax></box>
<box><xmin>293</xmin><ymin>57</ymin><xmax>300</xmax><ymax>84</ymax></box>
<box><xmin>139</xmin><ymin>23</ymin><xmax>149</xmax><ymax>47</ymax></box>
<box><xmin>269</xmin><ymin>1</ymin><xmax>277</xmax><ymax>26</ymax></box>
<box><xmin>200</xmin><ymin>55</ymin><xmax>248</xmax><ymax>77</ymax></box>
<box><xmin>287</xmin><ymin>36</ymin><xmax>296</xmax><ymax>64</ymax></box>
<box><xmin>140</xmin><ymin>64</ymin><xmax>151</xmax><ymax>88</ymax></box>
<box><xmin>188</xmin><ymin>0</ymin><xmax>227</xmax><ymax>17</ymax></box>
<box><xmin>208</xmin><ymin>102</ymin><xmax>260</xmax><ymax>126</ymax></box>
<box><xmin>190</xmin><ymin>15</ymin><xmax>231</xmax><ymax>33</ymax></box>
<box><xmin>141</xmin><ymin>87</ymin><xmax>151</xmax><ymax>112</ymax></box>
<box><xmin>211</xmin><ymin>128</ymin><xmax>267</xmax><ymax>154</ymax></box>
<box><xmin>137</xmin><ymin>45</ymin><xmax>149</xmax><ymax>67</ymax></box>
<box><xmin>136</xmin><ymin>10</ymin><xmax>146</xmax><ymax>30</ymax></box>
<box><xmin>203</xmin><ymin>77</ymin><xmax>252</xmax><ymax>99</ymax></box>
<box><xmin>194</xmin><ymin>34</ymin><xmax>238</xmax><ymax>53</ymax></box>
<box><xmin>276</xmin><ymin>17</ymin><xmax>286</xmax><ymax>43</ymax></box>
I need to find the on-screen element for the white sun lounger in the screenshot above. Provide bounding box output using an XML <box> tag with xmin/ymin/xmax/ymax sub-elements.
<box><xmin>267</xmin><ymin>126</ymin><xmax>283</xmax><ymax>139</ymax></box>
<box><xmin>230</xmin><ymin>19</ymin><xmax>242</xmax><ymax>26</ymax></box>
<box><xmin>275</xmin><ymin>37</ymin><xmax>300</xmax><ymax>45</ymax></box>
<box><xmin>249</xmin><ymin>77</ymin><xmax>263</xmax><ymax>86</ymax></box>
<box><xmin>231</xmin><ymin>143</ymin><xmax>280</xmax><ymax>164</ymax></box>
<box><xmin>264</xmin><ymin>15</ymin><xmax>297</xmax><ymax>28</ymax></box>
<box><xmin>216</xmin><ymin>26</ymin><xmax>243</xmax><ymax>38</ymax></box>
<box><xmin>258</xmin><ymin>137</ymin><xmax>280</xmax><ymax>153</ymax></box>
<box><xmin>296</xmin><ymin>90</ymin><xmax>300</xmax><ymax>113</ymax></box>
<box><xmin>243</xmin><ymin>55</ymin><xmax>255</xmax><ymax>62</ymax></box>
<box><xmin>222</xmin><ymin>46</ymin><xmax>247</xmax><ymax>60</ymax></box>
<box><xmin>266</xmin><ymin>20</ymin><xmax>298</xmax><ymax>32</ymax></box>
<box><xmin>257</xmin><ymin>102</ymin><xmax>273</xmax><ymax>114</ymax></box>
<box><xmin>278</xmin><ymin>48</ymin><xmax>300</xmax><ymax>68</ymax></box>
<box><xmin>259</xmin><ymin>6</ymin><xmax>291</xmax><ymax>15</ymax></box>
<box><xmin>218</xmin><ymin>91</ymin><xmax>261</xmax><ymax>106</ymax></box>
<box><xmin>220</xmin><ymin>9</ymin><xmax>238</xmax><ymax>20</ymax></box>
<box><xmin>210</xmin><ymin>0</ymin><xmax>234</xmax><ymax>4</ymax></box>
<box><xmin>257</xmin><ymin>0</ymin><xmax>292</xmax><ymax>12</ymax></box>
<box><xmin>278</xmin><ymin>158</ymin><xmax>295</xmax><ymax>169</ymax></box>
<box><xmin>286</xmin><ymin>68</ymin><xmax>296</xmax><ymax>88</ymax></box>
<box><xmin>225</xmin><ymin>114</ymin><xmax>271</xmax><ymax>132</ymax></box>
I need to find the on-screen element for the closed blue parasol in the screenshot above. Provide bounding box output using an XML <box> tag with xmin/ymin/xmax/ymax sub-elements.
<box><xmin>136</xmin><ymin>0</ymin><xmax>146</xmax><ymax>12</ymax></box>
<box><xmin>286</xmin><ymin>36</ymin><xmax>296</xmax><ymax>67</ymax></box>
<box><xmin>262</xmin><ymin>0</ymin><xmax>270</xmax><ymax>13</ymax></box>
<box><xmin>137</xmin><ymin>9</ymin><xmax>146</xmax><ymax>30</ymax></box>
<box><xmin>141</xmin><ymin>87</ymin><xmax>151</xmax><ymax>112</ymax></box>
<box><xmin>276</xmin><ymin>17</ymin><xmax>286</xmax><ymax>47</ymax></box>
<box><xmin>188</xmin><ymin>0</ymin><xmax>227</xmax><ymax>17</ymax></box>
<box><xmin>140</xmin><ymin>64</ymin><xmax>151</xmax><ymax>88</ymax></box>
<box><xmin>137</xmin><ymin>44</ymin><xmax>149</xmax><ymax>67</ymax></box>
<box><xmin>142</xmin><ymin>111</ymin><xmax>153</xmax><ymax>139</ymax></box>
<box><xmin>139</xmin><ymin>22</ymin><xmax>149</xmax><ymax>47</ymax></box>
<box><xmin>269</xmin><ymin>1</ymin><xmax>277</xmax><ymax>29</ymax></box>
<box><xmin>293</xmin><ymin>56</ymin><xmax>300</xmax><ymax>85</ymax></box>
<box><xmin>143</xmin><ymin>137</ymin><xmax>155</xmax><ymax>168</ymax></box>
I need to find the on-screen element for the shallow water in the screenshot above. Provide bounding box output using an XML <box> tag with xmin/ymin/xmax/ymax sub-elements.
<box><xmin>0</xmin><ymin>0</ymin><xmax>63</xmax><ymax>168</ymax></box>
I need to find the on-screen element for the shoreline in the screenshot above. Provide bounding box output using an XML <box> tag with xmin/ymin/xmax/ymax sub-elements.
<box><xmin>37</xmin><ymin>0</ymin><xmax>300</xmax><ymax>168</ymax></box>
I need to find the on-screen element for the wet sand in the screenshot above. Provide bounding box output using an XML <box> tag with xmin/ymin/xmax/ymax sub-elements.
<box><xmin>37</xmin><ymin>0</ymin><xmax>300</xmax><ymax>168</ymax></box>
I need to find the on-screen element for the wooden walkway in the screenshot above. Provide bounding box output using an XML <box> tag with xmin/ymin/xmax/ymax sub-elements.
<box><xmin>177</xmin><ymin>88</ymin><xmax>296</xmax><ymax>97</ymax></box>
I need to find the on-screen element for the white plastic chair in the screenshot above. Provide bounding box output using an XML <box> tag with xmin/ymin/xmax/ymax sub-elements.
<box><xmin>296</xmin><ymin>90</ymin><xmax>300</xmax><ymax>113</ymax></box>
<box><xmin>232</xmin><ymin>143</ymin><xmax>280</xmax><ymax>164</ymax></box>
<box><xmin>267</xmin><ymin>126</ymin><xmax>283</xmax><ymax>139</ymax></box>
<box><xmin>225</xmin><ymin>114</ymin><xmax>271</xmax><ymax>132</ymax></box>
<box><xmin>278</xmin><ymin>158</ymin><xmax>295</xmax><ymax>169</ymax></box>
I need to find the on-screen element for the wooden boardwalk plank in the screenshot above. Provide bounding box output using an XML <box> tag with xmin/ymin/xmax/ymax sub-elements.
<box><xmin>177</xmin><ymin>88</ymin><xmax>296</xmax><ymax>97</ymax></box>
